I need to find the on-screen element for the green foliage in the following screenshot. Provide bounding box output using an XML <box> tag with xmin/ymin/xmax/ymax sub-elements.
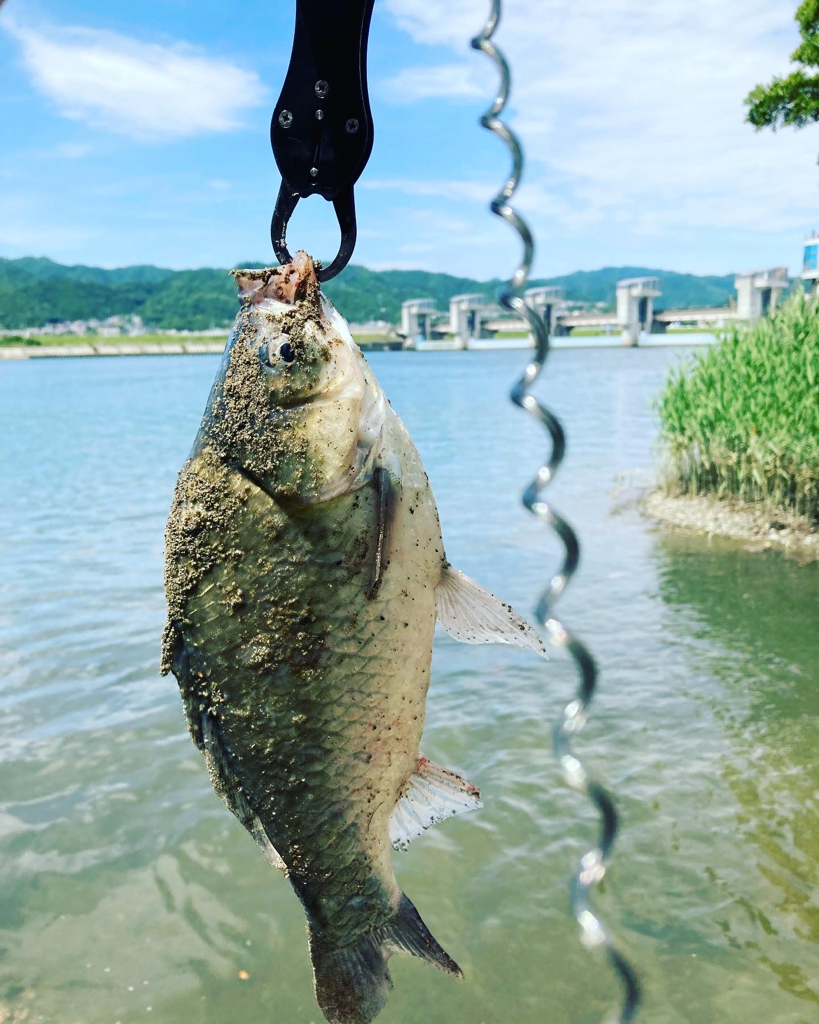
<box><xmin>656</xmin><ymin>291</ymin><xmax>819</xmax><ymax>519</ymax></box>
<box><xmin>746</xmin><ymin>1</ymin><xmax>819</xmax><ymax>130</ymax></box>
<box><xmin>137</xmin><ymin>269</ymin><xmax>240</xmax><ymax>331</ymax></box>
<box><xmin>0</xmin><ymin>335</ymin><xmax>40</xmax><ymax>347</ymax></box>
<box><xmin>0</xmin><ymin>258</ymin><xmax>251</xmax><ymax>331</ymax></box>
<box><xmin>0</xmin><ymin>256</ymin><xmax>737</xmax><ymax>331</ymax></box>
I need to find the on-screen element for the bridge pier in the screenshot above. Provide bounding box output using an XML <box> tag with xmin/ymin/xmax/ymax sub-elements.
<box><xmin>449</xmin><ymin>294</ymin><xmax>490</xmax><ymax>347</ymax></box>
<box><xmin>616</xmin><ymin>276</ymin><xmax>661</xmax><ymax>346</ymax></box>
<box><xmin>734</xmin><ymin>268</ymin><xmax>788</xmax><ymax>321</ymax></box>
<box><xmin>524</xmin><ymin>285</ymin><xmax>563</xmax><ymax>334</ymax></box>
<box><xmin>400</xmin><ymin>299</ymin><xmax>438</xmax><ymax>349</ymax></box>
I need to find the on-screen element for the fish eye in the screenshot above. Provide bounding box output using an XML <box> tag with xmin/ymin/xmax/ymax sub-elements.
<box><xmin>258</xmin><ymin>340</ymin><xmax>296</xmax><ymax>369</ymax></box>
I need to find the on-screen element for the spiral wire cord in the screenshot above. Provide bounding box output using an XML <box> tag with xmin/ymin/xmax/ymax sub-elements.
<box><xmin>471</xmin><ymin>4</ymin><xmax>642</xmax><ymax>1021</ymax></box>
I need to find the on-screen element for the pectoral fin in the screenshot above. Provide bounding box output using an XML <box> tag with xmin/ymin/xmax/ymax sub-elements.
<box><xmin>251</xmin><ymin>816</ymin><xmax>288</xmax><ymax>875</ymax></box>
<box><xmin>366</xmin><ymin>466</ymin><xmax>394</xmax><ymax>599</ymax></box>
<box><xmin>389</xmin><ymin>757</ymin><xmax>482</xmax><ymax>851</ymax></box>
<box><xmin>435</xmin><ymin>564</ymin><xmax>547</xmax><ymax>657</ymax></box>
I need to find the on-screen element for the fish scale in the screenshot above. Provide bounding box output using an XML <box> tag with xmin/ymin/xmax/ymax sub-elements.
<box><xmin>170</xmin><ymin>425</ymin><xmax>442</xmax><ymax>943</ymax></box>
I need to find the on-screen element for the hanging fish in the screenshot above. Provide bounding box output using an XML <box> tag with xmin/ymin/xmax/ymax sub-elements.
<box><xmin>161</xmin><ymin>252</ymin><xmax>546</xmax><ymax>1024</ymax></box>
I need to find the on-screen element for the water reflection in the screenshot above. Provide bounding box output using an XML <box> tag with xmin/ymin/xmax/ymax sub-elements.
<box><xmin>653</xmin><ymin>533</ymin><xmax>819</xmax><ymax>1008</ymax></box>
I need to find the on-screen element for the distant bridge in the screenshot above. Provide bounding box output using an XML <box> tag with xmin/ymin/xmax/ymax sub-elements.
<box><xmin>486</xmin><ymin>306</ymin><xmax>740</xmax><ymax>334</ymax></box>
<box><xmin>653</xmin><ymin>307</ymin><xmax>739</xmax><ymax>326</ymax></box>
<box><xmin>400</xmin><ymin>268</ymin><xmax>788</xmax><ymax>349</ymax></box>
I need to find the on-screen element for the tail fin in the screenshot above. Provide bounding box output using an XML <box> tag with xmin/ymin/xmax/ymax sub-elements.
<box><xmin>310</xmin><ymin>894</ymin><xmax>462</xmax><ymax>1024</ymax></box>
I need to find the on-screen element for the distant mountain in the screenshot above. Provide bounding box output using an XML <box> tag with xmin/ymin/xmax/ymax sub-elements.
<box><xmin>0</xmin><ymin>256</ymin><xmax>738</xmax><ymax>331</ymax></box>
<box><xmin>0</xmin><ymin>256</ymin><xmax>175</xmax><ymax>286</ymax></box>
<box><xmin>540</xmin><ymin>266</ymin><xmax>737</xmax><ymax>310</ymax></box>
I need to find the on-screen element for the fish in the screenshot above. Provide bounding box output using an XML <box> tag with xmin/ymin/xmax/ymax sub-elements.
<box><xmin>161</xmin><ymin>252</ymin><xmax>546</xmax><ymax>1024</ymax></box>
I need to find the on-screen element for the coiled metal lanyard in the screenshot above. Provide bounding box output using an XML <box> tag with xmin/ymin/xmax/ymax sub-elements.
<box><xmin>270</xmin><ymin>0</ymin><xmax>376</xmax><ymax>282</ymax></box>
<box><xmin>472</xmin><ymin>3</ymin><xmax>643</xmax><ymax>1021</ymax></box>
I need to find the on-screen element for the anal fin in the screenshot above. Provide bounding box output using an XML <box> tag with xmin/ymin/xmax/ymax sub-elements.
<box><xmin>389</xmin><ymin>757</ymin><xmax>482</xmax><ymax>852</ymax></box>
<box><xmin>436</xmin><ymin>564</ymin><xmax>548</xmax><ymax>657</ymax></box>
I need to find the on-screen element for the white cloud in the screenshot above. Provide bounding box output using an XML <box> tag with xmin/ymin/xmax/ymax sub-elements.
<box><xmin>361</xmin><ymin>176</ymin><xmax>596</xmax><ymax>230</ymax></box>
<box><xmin>385</xmin><ymin>0</ymin><xmax>482</xmax><ymax>47</ymax></box>
<box><xmin>383</xmin><ymin>0</ymin><xmax>818</xmax><ymax>252</ymax></box>
<box><xmin>2</xmin><ymin>19</ymin><xmax>265</xmax><ymax>141</ymax></box>
<box><xmin>382</xmin><ymin>63</ymin><xmax>484</xmax><ymax>103</ymax></box>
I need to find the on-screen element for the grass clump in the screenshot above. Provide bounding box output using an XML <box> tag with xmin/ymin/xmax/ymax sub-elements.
<box><xmin>656</xmin><ymin>290</ymin><xmax>819</xmax><ymax>521</ymax></box>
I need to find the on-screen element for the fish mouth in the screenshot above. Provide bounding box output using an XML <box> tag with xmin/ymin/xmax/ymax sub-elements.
<box><xmin>231</xmin><ymin>252</ymin><xmax>317</xmax><ymax>307</ymax></box>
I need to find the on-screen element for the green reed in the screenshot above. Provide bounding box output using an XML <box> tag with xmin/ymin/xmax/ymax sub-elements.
<box><xmin>656</xmin><ymin>290</ymin><xmax>819</xmax><ymax>520</ymax></box>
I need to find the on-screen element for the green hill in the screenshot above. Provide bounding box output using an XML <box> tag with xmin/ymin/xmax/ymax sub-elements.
<box><xmin>0</xmin><ymin>256</ymin><xmax>737</xmax><ymax>331</ymax></box>
<box><xmin>542</xmin><ymin>267</ymin><xmax>737</xmax><ymax>310</ymax></box>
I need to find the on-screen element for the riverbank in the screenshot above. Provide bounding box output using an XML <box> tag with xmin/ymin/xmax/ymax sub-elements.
<box><xmin>0</xmin><ymin>333</ymin><xmax>718</xmax><ymax>359</ymax></box>
<box><xmin>0</xmin><ymin>333</ymin><xmax>402</xmax><ymax>358</ymax></box>
<box><xmin>0</xmin><ymin>339</ymin><xmax>224</xmax><ymax>359</ymax></box>
<box><xmin>644</xmin><ymin>490</ymin><xmax>819</xmax><ymax>561</ymax></box>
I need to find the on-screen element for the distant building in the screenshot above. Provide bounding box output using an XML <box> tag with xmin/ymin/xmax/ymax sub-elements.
<box><xmin>18</xmin><ymin>314</ymin><xmax>148</xmax><ymax>338</ymax></box>
<box><xmin>802</xmin><ymin>232</ymin><xmax>819</xmax><ymax>295</ymax></box>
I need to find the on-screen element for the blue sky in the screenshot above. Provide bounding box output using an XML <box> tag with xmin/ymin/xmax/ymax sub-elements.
<box><xmin>0</xmin><ymin>0</ymin><xmax>816</xmax><ymax>279</ymax></box>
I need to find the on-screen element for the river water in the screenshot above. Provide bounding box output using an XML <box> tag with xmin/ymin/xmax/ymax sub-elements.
<box><xmin>1</xmin><ymin>347</ymin><xmax>817</xmax><ymax>1024</ymax></box>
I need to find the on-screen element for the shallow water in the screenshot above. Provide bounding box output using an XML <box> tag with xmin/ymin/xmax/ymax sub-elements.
<box><xmin>0</xmin><ymin>347</ymin><xmax>816</xmax><ymax>1024</ymax></box>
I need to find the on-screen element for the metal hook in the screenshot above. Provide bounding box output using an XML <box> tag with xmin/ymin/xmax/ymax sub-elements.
<box><xmin>271</xmin><ymin>184</ymin><xmax>358</xmax><ymax>283</ymax></box>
